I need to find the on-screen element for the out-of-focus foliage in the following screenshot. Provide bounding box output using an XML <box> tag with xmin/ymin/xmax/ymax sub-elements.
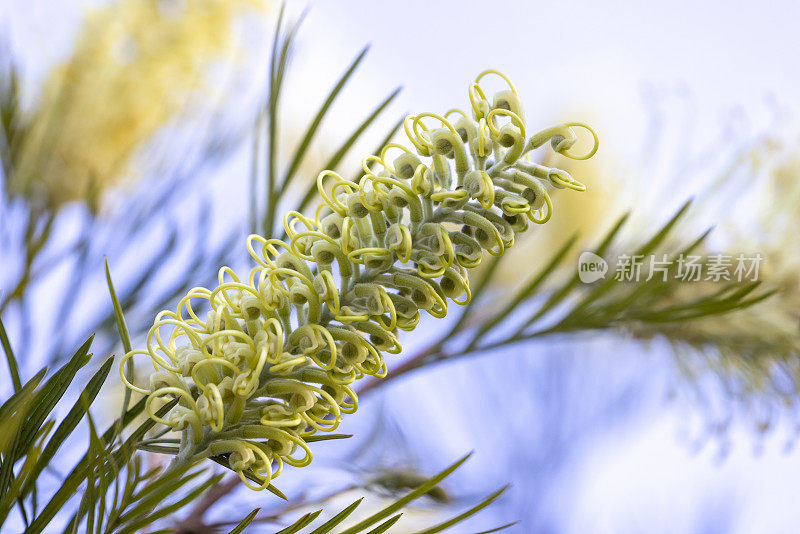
<box><xmin>0</xmin><ymin>0</ymin><xmax>265</xmax><ymax>367</ymax></box>
<box><xmin>8</xmin><ymin>0</ymin><xmax>263</xmax><ymax>211</ymax></box>
<box><xmin>626</xmin><ymin>135</ymin><xmax>800</xmax><ymax>438</ymax></box>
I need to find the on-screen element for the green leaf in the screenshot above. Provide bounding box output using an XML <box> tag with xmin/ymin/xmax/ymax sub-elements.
<box><xmin>117</xmin><ymin>473</ymin><xmax>225</xmax><ymax>534</ymax></box>
<box><xmin>275</xmin><ymin>510</ymin><xmax>322</xmax><ymax>534</ymax></box>
<box><xmin>556</xmin><ymin>203</ymin><xmax>692</xmax><ymax>324</ymax></box>
<box><xmin>338</xmin><ymin>453</ymin><xmax>472</xmax><ymax>534</ymax></box>
<box><xmin>303</xmin><ymin>433</ymin><xmax>353</xmax><ymax>443</ymax></box>
<box><xmin>410</xmin><ymin>485</ymin><xmax>509</xmax><ymax>534</ymax></box>
<box><xmin>105</xmin><ymin>259</ymin><xmax>133</xmax><ymax>353</ymax></box>
<box><xmin>473</xmin><ymin>522</ymin><xmax>520</xmax><ymax>534</ymax></box>
<box><xmin>518</xmin><ymin>212</ymin><xmax>630</xmax><ymax>333</ymax></box>
<box><xmin>0</xmin><ymin>336</ymin><xmax>93</xmax><ymax>500</ymax></box>
<box><xmin>136</xmin><ymin>444</ymin><xmax>180</xmax><ymax>455</ymax></box>
<box><xmin>0</xmin><ymin>368</ymin><xmax>46</xmax><ymax>438</ymax></box>
<box><xmin>293</xmin><ymin>91</ymin><xmax>402</xmax><ymax>218</ymax></box>
<box><xmin>63</xmin><ymin>397</ymin><xmax>183</xmax><ymax>534</ymax></box>
<box><xmin>467</xmin><ymin>234</ymin><xmax>578</xmax><ymax>349</ymax></box>
<box><xmin>0</xmin><ymin>406</ymin><xmax>48</xmax><ymax>524</ymax></box>
<box><xmin>105</xmin><ymin>259</ymin><xmax>135</xmax><ymax>422</ymax></box>
<box><xmin>309</xmin><ymin>498</ymin><xmax>363</xmax><ymax>534</ymax></box>
<box><xmin>636</xmin><ymin>199</ymin><xmax>693</xmax><ymax>256</ymax></box>
<box><xmin>83</xmin><ymin>401</ymin><xmax>111</xmax><ymax>534</ymax></box>
<box><xmin>364</xmin><ymin>514</ymin><xmax>403</xmax><ymax>534</ymax></box>
<box><xmin>229</xmin><ymin>508</ymin><xmax>261</xmax><ymax>534</ymax></box>
<box><xmin>264</xmin><ymin>5</ymin><xmax>306</xmax><ymax>236</ymax></box>
<box><xmin>277</xmin><ymin>46</ymin><xmax>370</xmax><ymax>198</ymax></box>
<box><xmin>0</xmin><ymin>314</ymin><xmax>21</xmax><ymax>392</ymax></box>
<box><xmin>321</xmin><ymin>88</ymin><xmax>401</xmax><ymax>174</ymax></box>
<box><xmin>28</xmin><ymin>399</ymin><xmax>173</xmax><ymax>534</ymax></box>
<box><xmin>20</xmin><ymin>356</ymin><xmax>114</xmax><ymax>500</ymax></box>
<box><xmin>116</xmin><ymin>465</ymin><xmax>206</xmax><ymax>525</ymax></box>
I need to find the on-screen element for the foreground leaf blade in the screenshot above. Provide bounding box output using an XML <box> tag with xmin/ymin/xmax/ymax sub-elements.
<box><xmin>338</xmin><ymin>453</ymin><xmax>472</xmax><ymax>534</ymax></box>
<box><xmin>0</xmin><ymin>314</ymin><xmax>21</xmax><ymax>392</ymax></box>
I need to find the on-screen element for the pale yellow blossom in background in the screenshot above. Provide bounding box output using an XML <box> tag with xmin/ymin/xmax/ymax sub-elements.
<box><xmin>11</xmin><ymin>0</ymin><xmax>265</xmax><ymax>211</ymax></box>
<box><xmin>630</xmin><ymin>136</ymin><xmax>800</xmax><ymax>420</ymax></box>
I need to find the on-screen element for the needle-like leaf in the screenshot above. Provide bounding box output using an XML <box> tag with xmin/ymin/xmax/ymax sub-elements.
<box><xmin>275</xmin><ymin>510</ymin><xmax>323</xmax><ymax>534</ymax></box>
<box><xmin>228</xmin><ymin>508</ymin><xmax>261</xmax><ymax>534</ymax></box>
<box><xmin>410</xmin><ymin>485</ymin><xmax>510</xmax><ymax>534</ymax></box>
<box><xmin>20</xmin><ymin>356</ymin><xmax>114</xmax><ymax>500</ymax></box>
<box><xmin>0</xmin><ymin>336</ymin><xmax>93</xmax><ymax>500</ymax></box>
<box><xmin>277</xmin><ymin>46</ymin><xmax>370</xmax><ymax>198</ymax></box>
<box><xmin>0</xmin><ymin>314</ymin><xmax>21</xmax><ymax>392</ymax></box>
<box><xmin>309</xmin><ymin>498</ymin><xmax>363</xmax><ymax>534</ymax></box>
<box><xmin>293</xmin><ymin>90</ymin><xmax>403</xmax><ymax>219</ymax></box>
<box><xmin>338</xmin><ymin>453</ymin><xmax>472</xmax><ymax>534</ymax></box>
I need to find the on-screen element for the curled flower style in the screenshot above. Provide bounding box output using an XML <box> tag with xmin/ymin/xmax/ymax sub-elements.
<box><xmin>121</xmin><ymin>70</ymin><xmax>598</xmax><ymax>490</ymax></box>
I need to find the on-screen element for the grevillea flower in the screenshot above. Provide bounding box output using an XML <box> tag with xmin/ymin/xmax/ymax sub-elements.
<box><xmin>121</xmin><ymin>71</ymin><xmax>598</xmax><ymax>490</ymax></box>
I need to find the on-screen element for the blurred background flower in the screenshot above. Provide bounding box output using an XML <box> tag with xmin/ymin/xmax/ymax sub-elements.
<box><xmin>7</xmin><ymin>0</ymin><xmax>266</xmax><ymax>211</ymax></box>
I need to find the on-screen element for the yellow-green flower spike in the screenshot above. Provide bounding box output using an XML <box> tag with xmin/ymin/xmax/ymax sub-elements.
<box><xmin>120</xmin><ymin>70</ymin><xmax>598</xmax><ymax>491</ymax></box>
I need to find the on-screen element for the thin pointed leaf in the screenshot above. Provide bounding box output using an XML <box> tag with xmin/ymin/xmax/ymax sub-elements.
<box><xmin>635</xmin><ymin>199</ymin><xmax>693</xmax><ymax>257</ymax></box>
<box><xmin>411</xmin><ymin>485</ymin><xmax>509</xmax><ymax>534</ymax></box>
<box><xmin>117</xmin><ymin>473</ymin><xmax>225</xmax><ymax>534</ymax></box>
<box><xmin>264</xmin><ymin>3</ymin><xmax>286</xmax><ymax>231</ymax></box>
<box><xmin>85</xmin><ymin>399</ymin><xmax>112</xmax><ymax>534</ymax></box>
<box><xmin>558</xmin><ymin>221</ymin><xmax>712</xmax><ymax>331</ymax></box>
<box><xmin>468</xmin><ymin>234</ymin><xmax>578</xmax><ymax>349</ymax></box>
<box><xmin>365</xmin><ymin>514</ymin><xmax>403</xmax><ymax>534</ymax></box>
<box><xmin>303</xmin><ymin>433</ymin><xmax>353</xmax><ymax>443</ymax></box>
<box><xmin>106</xmin><ymin>259</ymin><xmax>135</xmax><ymax>422</ymax></box>
<box><xmin>278</xmin><ymin>46</ymin><xmax>370</xmax><ymax>198</ymax></box>
<box><xmin>136</xmin><ymin>444</ymin><xmax>180</xmax><ymax>455</ymax></box>
<box><xmin>0</xmin><ymin>368</ymin><xmax>45</xmax><ymax>427</ymax></box>
<box><xmin>473</xmin><ymin>522</ymin><xmax>520</xmax><ymax>534</ymax></box>
<box><xmin>309</xmin><ymin>498</ymin><xmax>363</xmax><ymax>534</ymax></box>
<box><xmin>294</xmin><ymin>97</ymin><xmax>404</xmax><ymax>218</ymax></box>
<box><xmin>0</xmin><ymin>392</ymin><xmax>41</xmax><ymax>524</ymax></box>
<box><xmin>28</xmin><ymin>399</ymin><xmax>174</xmax><ymax>534</ymax></box>
<box><xmin>264</xmin><ymin>7</ymin><xmax>306</xmax><ymax>235</ymax></box>
<box><xmin>105</xmin><ymin>260</ymin><xmax>134</xmax><ymax>354</ymax></box>
<box><xmin>120</xmin><ymin>465</ymin><xmax>207</xmax><ymax>523</ymax></box>
<box><xmin>20</xmin><ymin>357</ymin><xmax>114</xmax><ymax>500</ymax></box>
<box><xmin>321</xmin><ymin>87</ymin><xmax>401</xmax><ymax>174</ymax></box>
<box><xmin>339</xmin><ymin>453</ymin><xmax>473</xmax><ymax>534</ymax></box>
<box><xmin>0</xmin><ymin>385</ymin><xmax>34</xmax><ymax>457</ymax></box>
<box><xmin>275</xmin><ymin>510</ymin><xmax>323</xmax><ymax>534</ymax></box>
<box><xmin>519</xmin><ymin>212</ymin><xmax>630</xmax><ymax>332</ymax></box>
<box><xmin>229</xmin><ymin>508</ymin><xmax>261</xmax><ymax>534</ymax></box>
<box><xmin>0</xmin><ymin>336</ymin><xmax>93</xmax><ymax>499</ymax></box>
<box><xmin>0</xmin><ymin>314</ymin><xmax>21</xmax><ymax>391</ymax></box>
